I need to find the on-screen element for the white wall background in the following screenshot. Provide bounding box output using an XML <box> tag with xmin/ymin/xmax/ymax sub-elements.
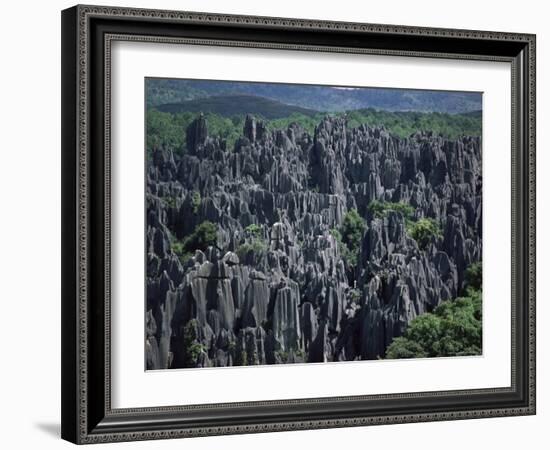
<box><xmin>0</xmin><ymin>0</ymin><xmax>545</xmax><ymax>448</ymax></box>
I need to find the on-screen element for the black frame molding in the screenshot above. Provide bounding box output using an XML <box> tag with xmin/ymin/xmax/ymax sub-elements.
<box><xmin>61</xmin><ymin>4</ymin><xmax>536</xmax><ymax>444</ymax></box>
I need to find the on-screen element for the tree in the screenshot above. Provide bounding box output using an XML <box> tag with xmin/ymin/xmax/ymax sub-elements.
<box><xmin>336</xmin><ymin>209</ymin><xmax>366</xmax><ymax>267</ymax></box>
<box><xmin>146</xmin><ymin>109</ymin><xmax>184</xmax><ymax>153</ymax></box>
<box><xmin>465</xmin><ymin>261</ymin><xmax>482</xmax><ymax>291</ymax></box>
<box><xmin>368</xmin><ymin>200</ymin><xmax>414</xmax><ymax>220</ymax></box>
<box><xmin>407</xmin><ymin>218</ymin><xmax>442</xmax><ymax>250</ymax></box>
<box><xmin>385</xmin><ymin>289</ymin><xmax>482</xmax><ymax>359</ymax></box>
<box><xmin>385</xmin><ymin>338</ymin><xmax>427</xmax><ymax>359</ymax></box>
<box><xmin>182</xmin><ymin>221</ymin><xmax>217</xmax><ymax>253</ymax></box>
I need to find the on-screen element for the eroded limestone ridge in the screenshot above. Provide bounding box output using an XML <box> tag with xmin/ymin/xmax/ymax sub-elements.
<box><xmin>146</xmin><ymin>114</ymin><xmax>482</xmax><ymax>369</ymax></box>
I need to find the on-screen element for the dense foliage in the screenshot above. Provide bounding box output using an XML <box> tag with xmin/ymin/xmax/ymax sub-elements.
<box><xmin>146</xmin><ymin>109</ymin><xmax>189</xmax><ymax>154</ymax></box>
<box><xmin>280</xmin><ymin>108</ymin><xmax>481</xmax><ymax>140</ymax></box>
<box><xmin>346</xmin><ymin>108</ymin><xmax>481</xmax><ymax>139</ymax></box>
<box><xmin>406</xmin><ymin>218</ymin><xmax>442</xmax><ymax>250</ymax></box>
<box><xmin>331</xmin><ymin>209</ymin><xmax>366</xmax><ymax>268</ymax></box>
<box><xmin>465</xmin><ymin>261</ymin><xmax>482</xmax><ymax>291</ymax></box>
<box><xmin>146</xmin><ymin>106</ymin><xmax>481</xmax><ymax>156</ymax></box>
<box><xmin>146</xmin><ymin>109</ymin><xmax>244</xmax><ymax>154</ymax></box>
<box><xmin>386</xmin><ymin>262</ymin><xmax>483</xmax><ymax>359</ymax></box>
<box><xmin>385</xmin><ymin>288</ymin><xmax>482</xmax><ymax>359</ymax></box>
<box><xmin>182</xmin><ymin>221</ymin><xmax>218</xmax><ymax>254</ymax></box>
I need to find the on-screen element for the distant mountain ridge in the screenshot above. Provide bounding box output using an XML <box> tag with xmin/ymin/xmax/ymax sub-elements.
<box><xmin>147</xmin><ymin>78</ymin><xmax>482</xmax><ymax>114</ymax></box>
<box><xmin>155</xmin><ymin>94</ymin><xmax>318</xmax><ymax>119</ymax></box>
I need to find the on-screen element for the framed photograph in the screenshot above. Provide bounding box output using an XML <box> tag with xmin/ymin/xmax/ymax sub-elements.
<box><xmin>61</xmin><ymin>4</ymin><xmax>536</xmax><ymax>444</ymax></box>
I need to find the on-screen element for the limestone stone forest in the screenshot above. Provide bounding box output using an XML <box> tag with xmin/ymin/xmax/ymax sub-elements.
<box><xmin>145</xmin><ymin>87</ymin><xmax>483</xmax><ymax>370</ymax></box>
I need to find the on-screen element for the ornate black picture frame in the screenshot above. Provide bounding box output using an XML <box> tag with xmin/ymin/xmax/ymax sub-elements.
<box><xmin>61</xmin><ymin>4</ymin><xmax>536</xmax><ymax>444</ymax></box>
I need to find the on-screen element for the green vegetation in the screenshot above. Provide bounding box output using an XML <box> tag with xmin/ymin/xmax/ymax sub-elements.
<box><xmin>384</xmin><ymin>338</ymin><xmax>427</xmax><ymax>359</ymax></box>
<box><xmin>266</xmin><ymin>109</ymin><xmax>481</xmax><ymax>140</ymax></box>
<box><xmin>146</xmin><ymin>109</ymin><xmax>245</xmax><ymax>154</ymax></box>
<box><xmin>386</xmin><ymin>288</ymin><xmax>482</xmax><ymax>359</ymax></box>
<box><xmin>406</xmin><ymin>218</ymin><xmax>442</xmax><ymax>250</ymax></box>
<box><xmin>368</xmin><ymin>200</ymin><xmax>415</xmax><ymax>220</ymax></box>
<box><xmin>201</xmin><ymin>114</ymin><xmax>244</xmax><ymax>149</ymax></box>
<box><xmin>190</xmin><ymin>191</ymin><xmax>201</xmax><ymax>214</ymax></box>
<box><xmin>146</xmin><ymin>109</ymin><xmax>185</xmax><ymax>153</ymax></box>
<box><xmin>367</xmin><ymin>200</ymin><xmax>441</xmax><ymax>251</ymax></box>
<box><xmin>146</xmin><ymin>106</ymin><xmax>481</xmax><ymax>156</ymax></box>
<box><xmin>182</xmin><ymin>319</ymin><xmax>204</xmax><ymax>367</ymax></box>
<box><xmin>170</xmin><ymin>240</ymin><xmax>188</xmax><ymax>262</ymax></box>
<box><xmin>465</xmin><ymin>261</ymin><xmax>482</xmax><ymax>291</ymax></box>
<box><xmin>341</xmin><ymin>209</ymin><xmax>366</xmax><ymax>260</ymax></box>
<box><xmin>345</xmin><ymin>108</ymin><xmax>481</xmax><ymax>139</ymax></box>
<box><xmin>244</xmin><ymin>223</ymin><xmax>262</xmax><ymax>237</ymax></box>
<box><xmin>236</xmin><ymin>238</ymin><xmax>268</xmax><ymax>261</ymax></box>
<box><xmin>161</xmin><ymin>195</ymin><xmax>178</xmax><ymax>209</ymax></box>
<box><xmin>267</xmin><ymin>113</ymin><xmax>321</xmax><ymax>135</ymax></box>
<box><xmin>332</xmin><ymin>209</ymin><xmax>366</xmax><ymax>268</ymax></box>
<box><xmin>174</xmin><ymin>221</ymin><xmax>218</xmax><ymax>257</ymax></box>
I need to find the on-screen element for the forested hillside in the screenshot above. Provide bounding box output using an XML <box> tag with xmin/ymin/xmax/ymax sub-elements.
<box><xmin>146</xmin><ymin>78</ymin><xmax>482</xmax><ymax>113</ymax></box>
<box><xmin>147</xmin><ymin>100</ymin><xmax>481</xmax><ymax>155</ymax></box>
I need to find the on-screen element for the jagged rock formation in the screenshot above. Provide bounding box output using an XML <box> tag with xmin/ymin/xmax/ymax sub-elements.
<box><xmin>146</xmin><ymin>114</ymin><xmax>482</xmax><ymax>369</ymax></box>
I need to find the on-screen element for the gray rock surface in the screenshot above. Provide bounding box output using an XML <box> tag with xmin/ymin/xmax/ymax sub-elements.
<box><xmin>145</xmin><ymin>114</ymin><xmax>482</xmax><ymax>369</ymax></box>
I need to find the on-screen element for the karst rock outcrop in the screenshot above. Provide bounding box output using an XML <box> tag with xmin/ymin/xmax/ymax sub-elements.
<box><xmin>146</xmin><ymin>114</ymin><xmax>482</xmax><ymax>369</ymax></box>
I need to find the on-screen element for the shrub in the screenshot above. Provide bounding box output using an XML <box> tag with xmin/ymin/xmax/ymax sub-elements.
<box><xmin>171</xmin><ymin>240</ymin><xmax>184</xmax><ymax>256</ymax></box>
<box><xmin>244</xmin><ymin>223</ymin><xmax>262</xmax><ymax>237</ymax></box>
<box><xmin>407</xmin><ymin>218</ymin><xmax>442</xmax><ymax>250</ymax></box>
<box><xmin>162</xmin><ymin>195</ymin><xmax>178</xmax><ymax>208</ymax></box>
<box><xmin>182</xmin><ymin>221</ymin><xmax>217</xmax><ymax>253</ymax></box>
<box><xmin>170</xmin><ymin>239</ymin><xmax>192</xmax><ymax>264</ymax></box>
